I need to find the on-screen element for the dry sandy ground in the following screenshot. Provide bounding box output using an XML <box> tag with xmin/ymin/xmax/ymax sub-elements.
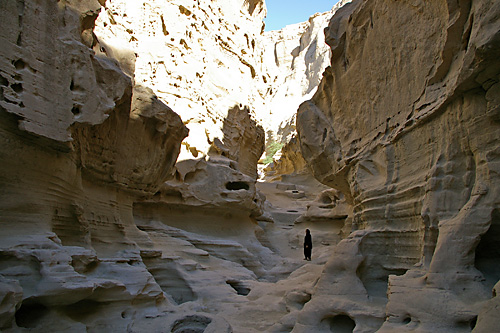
<box><xmin>130</xmin><ymin>173</ymin><xmax>340</xmax><ymax>332</ymax></box>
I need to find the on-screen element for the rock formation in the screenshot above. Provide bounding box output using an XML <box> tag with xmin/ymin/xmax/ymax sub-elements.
<box><xmin>260</xmin><ymin>0</ymin><xmax>353</xmax><ymax>179</ymax></box>
<box><xmin>93</xmin><ymin>0</ymin><xmax>341</xmax><ymax>164</ymax></box>
<box><xmin>2</xmin><ymin>0</ymin><xmax>498</xmax><ymax>331</ymax></box>
<box><xmin>257</xmin><ymin>10</ymin><xmax>332</xmax><ymax>144</ymax></box>
<box><xmin>296</xmin><ymin>0</ymin><xmax>500</xmax><ymax>331</ymax></box>
<box><xmin>0</xmin><ymin>0</ymin><xmax>189</xmax><ymax>330</ymax></box>
<box><xmin>0</xmin><ymin>0</ymin><xmax>335</xmax><ymax>331</ymax></box>
<box><xmin>93</xmin><ymin>0</ymin><xmax>267</xmax><ymax>161</ymax></box>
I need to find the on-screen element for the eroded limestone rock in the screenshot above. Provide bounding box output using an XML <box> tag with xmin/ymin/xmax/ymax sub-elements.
<box><xmin>0</xmin><ymin>0</ymin><xmax>189</xmax><ymax>330</ymax></box>
<box><xmin>296</xmin><ymin>0</ymin><xmax>500</xmax><ymax>331</ymax></box>
<box><xmin>93</xmin><ymin>0</ymin><xmax>267</xmax><ymax>160</ymax></box>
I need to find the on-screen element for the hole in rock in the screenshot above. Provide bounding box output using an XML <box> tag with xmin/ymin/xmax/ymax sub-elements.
<box><xmin>456</xmin><ymin>315</ymin><xmax>478</xmax><ymax>331</ymax></box>
<box><xmin>470</xmin><ymin>316</ymin><xmax>477</xmax><ymax>330</ymax></box>
<box><xmin>287</xmin><ymin>210</ymin><xmax>298</xmax><ymax>213</ymax></box>
<box><xmin>11</xmin><ymin>83</ymin><xmax>23</xmax><ymax>93</ymax></box>
<box><xmin>225</xmin><ymin>181</ymin><xmax>249</xmax><ymax>191</ymax></box>
<box><xmin>321</xmin><ymin>314</ymin><xmax>356</xmax><ymax>333</ymax></box>
<box><xmin>15</xmin><ymin>302</ymin><xmax>49</xmax><ymax>328</ymax></box>
<box><xmin>13</xmin><ymin>59</ymin><xmax>25</xmax><ymax>70</ymax></box>
<box><xmin>475</xmin><ymin>208</ymin><xmax>500</xmax><ymax>291</ymax></box>
<box><xmin>141</xmin><ymin>256</ymin><xmax>196</xmax><ymax>305</ymax></box>
<box><xmin>321</xmin><ymin>195</ymin><xmax>332</xmax><ymax>204</ymax></box>
<box><xmin>71</xmin><ymin>257</ymin><xmax>98</xmax><ymax>274</ymax></box>
<box><xmin>171</xmin><ymin>315</ymin><xmax>212</xmax><ymax>333</ymax></box>
<box><xmin>402</xmin><ymin>316</ymin><xmax>411</xmax><ymax>324</ymax></box>
<box><xmin>226</xmin><ymin>280</ymin><xmax>251</xmax><ymax>296</ymax></box>
<box><xmin>285</xmin><ymin>291</ymin><xmax>312</xmax><ymax>311</ymax></box>
<box><xmin>70</xmin><ymin>79</ymin><xmax>75</xmax><ymax>91</ymax></box>
<box><xmin>0</xmin><ymin>75</ymin><xmax>8</xmax><ymax>86</ymax></box>
<box><xmin>71</xmin><ymin>106</ymin><xmax>81</xmax><ymax>115</ymax></box>
<box><xmin>184</xmin><ymin>169</ymin><xmax>207</xmax><ymax>183</ymax></box>
<box><xmin>61</xmin><ymin>299</ymin><xmax>103</xmax><ymax>322</ymax></box>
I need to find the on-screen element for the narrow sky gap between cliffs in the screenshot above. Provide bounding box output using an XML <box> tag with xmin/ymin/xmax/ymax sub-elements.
<box><xmin>264</xmin><ymin>0</ymin><xmax>341</xmax><ymax>31</ymax></box>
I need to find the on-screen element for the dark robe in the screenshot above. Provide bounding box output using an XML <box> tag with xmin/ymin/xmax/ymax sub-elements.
<box><xmin>304</xmin><ymin>232</ymin><xmax>312</xmax><ymax>260</ymax></box>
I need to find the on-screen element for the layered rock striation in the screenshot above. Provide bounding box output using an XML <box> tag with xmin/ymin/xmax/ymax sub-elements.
<box><xmin>3</xmin><ymin>0</ymin><xmax>496</xmax><ymax>331</ymax></box>
<box><xmin>0</xmin><ymin>0</ymin><xmax>327</xmax><ymax>331</ymax></box>
<box><xmin>296</xmin><ymin>0</ymin><xmax>500</xmax><ymax>331</ymax></box>
<box><xmin>0</xmin><ymin>0</ymin><xmax>190</xmax><ymax>330</ymax></box>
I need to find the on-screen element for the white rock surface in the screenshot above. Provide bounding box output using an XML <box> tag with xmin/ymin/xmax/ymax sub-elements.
<box><xmin>93</xmin><ymin>0</ymin><xmax>344</xmax><ymax>161</ymax></box>
<box><xmin>93</xmin><ymin>0</ymin><xmax>267</xmax><ymax>160</ymax></box>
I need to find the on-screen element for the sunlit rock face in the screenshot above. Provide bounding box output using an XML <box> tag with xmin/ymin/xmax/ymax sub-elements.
<box><xmin>93</xmin><ymin>0</ymin><xmax>267</xmax><ymax>161</ymax></box>
<box><xmin>257</xmin><ymin>0</ymin><xmax>352</xmax><ymax>144</ymax></box>
<box><xmin>93</xmin><ymin>0</ymin><xmax>346</xmax><ymax>164</ymax></box>
<box><xmin>259</xmin><ymin>0</ymin><xmax>353</xmax><ymax>180</ymax></box>
<box><xmin>296</xmin><ymin>0</ymin><xmax>500</xmax><ymax>331</ymax></box>
<box><xmin>221</xmin><ymin>105</ymin><xmax>265</xmax><ymax>179</ymax></box>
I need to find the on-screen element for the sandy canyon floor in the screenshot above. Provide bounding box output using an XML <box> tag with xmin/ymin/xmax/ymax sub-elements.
<box><xmin>129</xmin><ymin>174</ymin><xmax>343</xmax><ymax>333</ymax></box>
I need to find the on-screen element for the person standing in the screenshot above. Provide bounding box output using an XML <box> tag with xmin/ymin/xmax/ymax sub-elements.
<box><xmin>304</xmin><ymin>229</ymin><xmax>312</xmax><ymax>261</ymax></box>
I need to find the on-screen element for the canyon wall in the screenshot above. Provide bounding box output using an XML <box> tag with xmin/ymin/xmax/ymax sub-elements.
<box><xmin>296</xmin><ymin>0</ymin><xmax>500</xmax><ymax>331</ymax></box>
<box><xmin>93</xmin><ymin>0</ymin><xmax>267</xmax><ymax>162</ymax></box>
<box><xmin>0</xmin><ymin>0</ymin><xmax>333</xmax><ymax>331</ymax></box>
<box><xmin>94</xmin><ymin>0</ymin><xmax>343</xmax><ymax>163</ymax></box>
<box><xmin>257</xmin><ymin>10</ymin><xmax>333</xmax><ymax>144</ymax></box>
<box><xmin>3</xmin><ymin>0</ymin><xmax>497</xmax><ymax>331</ymax></box>
<box><xmin>0</xmin><ymin>0</ymin><xmax>192</xmax><ymax>330</ymax></box>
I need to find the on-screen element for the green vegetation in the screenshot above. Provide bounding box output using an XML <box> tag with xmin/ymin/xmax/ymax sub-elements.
<box><xmin>262</xmin><ymin>141</ymin><xmax>284</xmax><ymax>164</ymax></box>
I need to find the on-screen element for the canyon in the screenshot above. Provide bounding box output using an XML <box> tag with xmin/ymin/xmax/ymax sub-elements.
<box><xmin>0</xmin><ymin>0</ymin><xmax>499</xmax><ymax>332</ymax></box>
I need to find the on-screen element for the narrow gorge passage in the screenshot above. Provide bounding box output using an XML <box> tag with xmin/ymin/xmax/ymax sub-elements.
<box><xmin>1</xmin><ymin>0</ymin><xmax>499</xmax><ymax>332</ymax></box>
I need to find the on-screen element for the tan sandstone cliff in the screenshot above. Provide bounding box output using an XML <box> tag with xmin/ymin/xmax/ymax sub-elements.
<box><xmin>296</xmin><ymin>0</ymin><xmax>500</xmax><ymax>331</ymax></box>
<box><xmin>0</xmin><ymin>0</ymin><xmax>314</xmax><ymax>331</ymax></box>
<box><xmin>93</xmin><ymin>0</ymin><xmax>267</xmax><ymax>163</ymax></box>
<box><xmin>2</xmin><ymin>0</ymin><xmax>499</xmax><ymax>332</ymax></box>
<box><xmin>0</xmin><ymin>0</ymin><xmax>190</xmax><ymax>330</ymax></box>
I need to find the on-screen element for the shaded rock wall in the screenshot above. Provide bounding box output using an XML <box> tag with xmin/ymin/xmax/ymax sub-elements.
<box><xmin>296</xmin><ymin>0</ymin><xmax>500</xmax><ymax>331</ymax></box>
<box><xmin>0</xmin><ymin>0</ymin><xmax>189</xmax><ymax>330</ymax></box>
